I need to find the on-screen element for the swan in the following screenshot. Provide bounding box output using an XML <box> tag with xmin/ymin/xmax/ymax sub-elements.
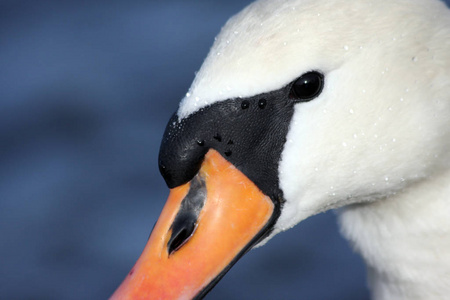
<box><xmin>111</xmin><ymin>0</ymin><xmax>450</xmax><ymax>299</ymax></box>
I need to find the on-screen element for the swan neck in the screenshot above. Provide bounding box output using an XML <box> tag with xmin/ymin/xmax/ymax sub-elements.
<box><xmin>338</xmin><ymin>170</ymin><xmax>450</xmax><ymax>300</ymax></box>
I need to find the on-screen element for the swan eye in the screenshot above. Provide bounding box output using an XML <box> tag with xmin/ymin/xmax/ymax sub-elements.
<box><xmin>290</xmin><ymin>71</ymin><xmax>324</xmax><ymax>101</ymax></box>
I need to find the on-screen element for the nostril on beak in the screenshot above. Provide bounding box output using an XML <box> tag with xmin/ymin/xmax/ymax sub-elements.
<box><xmin>167</xmin><ymin>175</ymin><xmax>206</xmax><ymax>255</ymax></box>
<box><xmin>167</xmin><ymin>213</ymin><xmax>197</xmax><ymax>255</ymax></box>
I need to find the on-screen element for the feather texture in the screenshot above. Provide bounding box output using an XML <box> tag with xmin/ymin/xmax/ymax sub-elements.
<box><xmin>179</xmin><ymin>0</ymin><xmax>450</xmax><ymax>298</ymax></box>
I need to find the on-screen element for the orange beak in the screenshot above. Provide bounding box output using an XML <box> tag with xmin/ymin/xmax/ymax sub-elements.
<box><xmin>110</xmin><ymin>149</ymin><xmax>276</xmax><ymax>299</ymax></box>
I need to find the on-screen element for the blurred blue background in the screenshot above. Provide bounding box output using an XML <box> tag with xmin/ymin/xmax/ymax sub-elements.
<box><xmin>2</xmin><ymin>0</ymin><xmax>448</xmax><ymax>299</ymax></box>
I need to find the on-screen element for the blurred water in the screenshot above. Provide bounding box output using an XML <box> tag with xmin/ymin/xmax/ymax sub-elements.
<box><xmin>1</xmin><ymin>1</ymin><xmax>448</xmax><ymax>299</ymax></box>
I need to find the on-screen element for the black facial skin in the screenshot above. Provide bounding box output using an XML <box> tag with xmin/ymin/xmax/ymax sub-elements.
<box><xmin>158</xmin><ymin>72</ymin><xmax>324</xmax><ymax>298</ymax></box>
<box><xmin>160</xmin><ymin>83</ymin><xmax>292</xmax><ymax>202</ymax></box>
<box><xmin>159</xmin><ymin>72</ymin><xmax>324</xmax><ymax>199</ymax></box>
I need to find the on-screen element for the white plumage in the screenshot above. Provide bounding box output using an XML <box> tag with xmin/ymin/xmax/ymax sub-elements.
<box><xmin>179</xmin><ymin>0</ymin><xmax>450</xmax><ymax>298</ymax></box>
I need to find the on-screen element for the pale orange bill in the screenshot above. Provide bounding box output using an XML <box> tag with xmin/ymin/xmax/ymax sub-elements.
<box><xmin>110</xmin><ymin>149</ymin><xmax>275</xmax><ymax>299</ymax></box>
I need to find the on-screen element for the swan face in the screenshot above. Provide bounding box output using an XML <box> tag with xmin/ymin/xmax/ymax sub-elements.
<box><xmin>179</xmin><ymin>0</ymin><xmax>450</xmax><ymax>235</ymax></box>
<box><xmin>111</xmin><ymin>0</ymin><xmax>450</xmax><ymax>298</ymax></box>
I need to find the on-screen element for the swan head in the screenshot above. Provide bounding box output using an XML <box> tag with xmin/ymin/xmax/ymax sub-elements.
<box><xmin>180</xmin><ymin>0</ymin><xmax>450</xmax><ymax>235</ymax></box>
<box><xmin>111</xmin><ymin>0</ymin><xmax>450</xmax><ymax>298</ymax></box>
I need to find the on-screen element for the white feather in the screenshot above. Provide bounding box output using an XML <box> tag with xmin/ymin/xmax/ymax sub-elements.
<box><xmin>179</xmin><ymin>0</ymin><xmax>450</xmax><ymax>298</ymax></box>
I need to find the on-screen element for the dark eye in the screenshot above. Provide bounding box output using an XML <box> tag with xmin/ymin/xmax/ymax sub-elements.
<box><xmin>290</xmin><ymin>71</ymin><xmax>324</xmax><ymax>101</ymax></box>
